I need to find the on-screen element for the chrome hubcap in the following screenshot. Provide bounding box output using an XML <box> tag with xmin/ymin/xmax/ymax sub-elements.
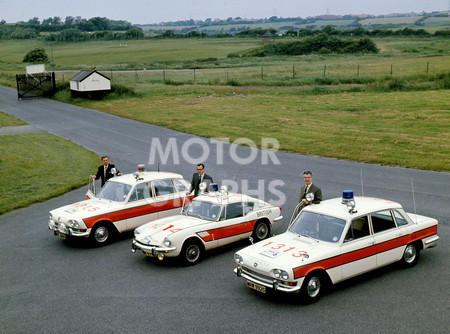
<box><xmin>307</xmin><ymin>277</ymin><xmax>321</xmax><ymax>298</ymax></box>
<box><xmin>95</xmin><ymin>227</ymin><xmax>109</xmax><ymax>243</ymax></box>
<box><xmin>404</xmin><ymin>245</ymin><xmax>416</xmax><ymax>264</ymax></box>
<box><xmin>186</xmin><ymin>245</ymin><xmax>200</xmax><ymax>262</ymax></box>
<box><xmin>256</xmin><ymin>224</ymin><xmax>268</xmax><ymax>239</ymax></box>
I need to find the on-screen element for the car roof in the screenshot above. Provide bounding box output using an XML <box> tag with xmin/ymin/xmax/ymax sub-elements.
<box><xmin>195</xmin><ymin>192</ymin><xmax>267</xmax><ymax>205</ymax></box>
<box><xmin>108</xmin><ymin>171</ymin><xmax>184</xmax><ymax>185</ymax></box>
<box><xmin>302</xmin><ymin>196</ymin><xmax>403</xmax><ymax>220</ymax></box>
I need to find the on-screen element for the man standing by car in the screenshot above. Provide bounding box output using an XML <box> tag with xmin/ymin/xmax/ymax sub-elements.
<box><xmin>299</xmin><ymin>170</ymin><xmax>322</xmax><ymax>205</ymax></box>
<box><xmin>92</xmin><ymin>155</ymin><xmax>122</xmax><ymax>187</ymax></box>
<box><xmin>190</xmin><ymin>163</ymin><xmax>213</xmax><ymax>197</ymax></box>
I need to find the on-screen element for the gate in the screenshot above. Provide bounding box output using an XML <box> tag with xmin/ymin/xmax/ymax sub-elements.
<box><xmin>16</xmin><ymin>72</ymin><xmax>56</xmax><ymax>99</ymax></box>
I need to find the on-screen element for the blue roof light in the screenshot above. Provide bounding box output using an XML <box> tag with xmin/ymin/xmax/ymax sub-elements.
<box><xmin>342</xmin><ymin>190</ymin><xmax>354</xmax><ymax>203</ymax></box>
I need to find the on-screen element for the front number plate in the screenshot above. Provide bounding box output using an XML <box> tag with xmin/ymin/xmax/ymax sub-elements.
<box><xmin>55</xmin><ymin>231</ymin><xmax>67</xmax><ymax>240</ymax></box>
<box><xmin>246</xmin><ymin>280</ymin><xmax>266</xmax><ymax>293</ymax></box>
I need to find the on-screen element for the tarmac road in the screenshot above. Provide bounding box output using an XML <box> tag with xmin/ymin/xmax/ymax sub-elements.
<box><xmin>0</xmin><ymin>85</ymin><xmax>449</xmax><ymax>333</ymax></box>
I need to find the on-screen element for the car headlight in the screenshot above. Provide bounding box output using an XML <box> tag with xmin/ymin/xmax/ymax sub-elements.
<box><xmin>273</xmin><ymin>269</ymin><xmax>289</xmax><ymax>280</ymax></box>
<box><xmin>48</xmin><ymin>213</ymin><xmax>53</xmax><ymax>220</ymax></box>
<box><xmin>68</xmin><ymin>219</ymin><xmax>79</xmax><ymax>228</ymax></box>
<box><xmin>163</xmin><ymin>237</ymin><xmax>171</xmax><ymax>247</ymax></box>
<box><xmin>134</xmin><ymin>229</ymin><xmax>140</xmax><ymax>237</ymax></box>
<box><xmin>234</xmin><ymin>253</ymin><xmax>244</xmax><ymax>265</ymax></box>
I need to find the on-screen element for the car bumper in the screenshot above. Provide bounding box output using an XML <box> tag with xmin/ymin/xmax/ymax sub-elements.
<box><xmin>234</xmin><ymin>267</ymin><xmax>301</xmax><ymax>293</ymax></box>
<box><xmin>48</xmin><ymin>220</ymin><xmax>90</xmax><ymax>238</ymax></box>
<box><xmin>131</xmin><ymin>239</ymin><xmax>176</xmax><ymax>256</ymax></box>
<box><xmin>423</xmin><ymin>234</ymin><xmax>439</xmax><ymax>249</ymax></box>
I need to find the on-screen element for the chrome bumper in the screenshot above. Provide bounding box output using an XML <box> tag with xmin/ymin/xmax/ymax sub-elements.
<box><xmin>423</xmin><ymin>235</ymin><xmax>439</xmax><ymax>248</ymax></box>
<box><xmin>274</xmin><ymin>215</ymin><xmax>283</xmax><ymax>222</ymax></box>
<box><xmin>131</xmin><ymin>239</ymin><xmax>176</xmax><ymax>255</ymax></box>
<box><xmin>234</xmin><ymin>267</ymin><xmax>301</xmax><ymax>293</ymax></box>
<box><xmin>48</xmin><ymin>220</ymin><xmax>90</xmax><ymax>238</ymax></box>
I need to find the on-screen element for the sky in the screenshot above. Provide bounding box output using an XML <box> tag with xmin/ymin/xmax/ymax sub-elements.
<box><xmin>0</xmin><ymin>0</ymin><xmax>448</xmax><ymax>24</ymax></box>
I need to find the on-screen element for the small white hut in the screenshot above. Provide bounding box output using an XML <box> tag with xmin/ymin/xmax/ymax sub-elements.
<box><xmin>70</xmin><ymin>70</ymin><xmax>111</xmax><ymax>97</ymax></box>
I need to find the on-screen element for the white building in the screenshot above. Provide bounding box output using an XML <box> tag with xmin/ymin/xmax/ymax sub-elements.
<box><xmin>70</xmin><ymin>70</ymin><xmax>111</xmax><ymax>97</ymax></box>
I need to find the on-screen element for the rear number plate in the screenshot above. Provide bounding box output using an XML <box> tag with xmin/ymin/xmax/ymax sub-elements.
<box><xmin>247</xmin><ymin>281</ymin><xmax>266</xmax><ymax>293</ymax></box>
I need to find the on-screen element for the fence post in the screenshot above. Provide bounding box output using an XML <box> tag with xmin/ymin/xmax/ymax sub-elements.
<box><xmin>261</xmin><ymin>66</ymin><xmax>264</xmax><ymax>79</ymax></box>
<box><xmin>391</xmin><ymin>65</ymin><xmax>393</xmax><ymax>77</ymax></box>
<box><xmin>292</xmin><ymin>65</ymin><xmax>295</xmax><ymax>78</ymax></box>
<box><xmin>357</xmin><ymin>65</ymin><xmax>360</xmax><ymax>77</ymax></box>
<box><xmin>426</xmin><ymin>62</ymin><xmax>429</xmax><ymax>76</ymax></box>
<box><xmin>194</xmin><ymin>69</ymin><xmax>196</xmax><ymax>83</ymax></box>
<box><xmin>323</xmin><ymin>65</ymin><xmax>327</xmax><ymax>77</ymax></box>
<box><xmin>163</xmin><ymin>70</ymin><xmax>166</xmax><ymax>83</ymax></box>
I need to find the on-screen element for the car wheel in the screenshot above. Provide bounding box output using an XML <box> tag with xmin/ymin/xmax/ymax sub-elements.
<box><xmin>90</xmin><ymin>223</ymin><xmax>113</xmax><ymax>246</ymax></box>
<box><xmin>401</xmin><ymin>243</ymin><xmax>420</xmax><ymax>268</ymax></box>
<box><xmin>181</xmin><ymin>240</ymin><xmax>203</xmax><ymax>266</ymax></box>
<box><xmin>301</xmin><ymin>273</ymin><xmax>323</xmax><ymax>304</ymax></box>
<box><xmin>252</xmin><ymin>220</ymin><xmax>270</xmax><ymax>242</ymax></box>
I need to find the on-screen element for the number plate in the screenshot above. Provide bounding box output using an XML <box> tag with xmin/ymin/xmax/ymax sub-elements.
<box><xmin>55</xmin><ymin>231</ymin><xmax>67</xmax><ymax>240</ymax></box>
<box><xmin>246</xmin><ymin>280</ymin><xmax>266</xmax><ymax>293</ymax></box>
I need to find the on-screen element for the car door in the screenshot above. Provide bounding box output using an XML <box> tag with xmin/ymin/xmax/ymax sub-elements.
<box><xmin>125</xmin><ymin>182</ymin><xmax>157</xmax><ymax>230</ymax></box>
<box><xmin>340</xmin><ymin>215</ymin><xmax>376</xmax><ymax>280</ymax></box>
<box><xmin>153</xmin><ymin>179</ymin><xmax>182</xmax><ymax>219</ymax></box>
<box><xmin>216</xmin><ymin>202</ymin><xmax>248</xmax><ymax>246</ymax></box>
<box><xmin>371</xmin><ymin>210</ymin><xmax>408</xmax><ymax>266</ymax></box>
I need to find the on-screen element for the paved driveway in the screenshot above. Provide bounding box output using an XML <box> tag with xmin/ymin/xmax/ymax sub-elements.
<box><xmin>1</xmin><ymin>85</ymin><xmax>448</xmax><ymax>333</ymax></box>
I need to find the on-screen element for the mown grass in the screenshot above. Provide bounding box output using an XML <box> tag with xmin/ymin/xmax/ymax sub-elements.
<box><xmin>57</xmin><ymin>85</ymin><xmax>450</xmax><ymax>172</ymax></box>
<box><xmin>0</xmin><ymin>113</ymin><xmax>99</xmax><ymax>214</ymax></box>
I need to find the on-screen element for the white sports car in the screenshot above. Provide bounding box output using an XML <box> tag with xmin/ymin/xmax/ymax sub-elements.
<box><xmin>234</xmin><ymin>191</ymin><xmax>439</xmax><ymax>303</ymax></box>
<box><xmin>48</xmin><ymin>169</ymin><xmax>192</xmax><ymax>246</ymax></box>
<box><xmin>132</xmin><ymin>189</ymin><xmax>283</xmax><ymax>265</ymax></box>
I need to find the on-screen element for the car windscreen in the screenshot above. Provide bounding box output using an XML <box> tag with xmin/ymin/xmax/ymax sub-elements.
<box><xmin>184</xmin><ymin>200</ymin><xmax>221</xmax><ymax>221</ymax></box>
<box><xmin>96</xmin><ymin>181</ymin><xmax>132</xmax><ymax>202</ymax></box>
<box><xmin>289</xmin><ymin>211</ymin><xmax>346</xmax><ymax>243</ymax></box>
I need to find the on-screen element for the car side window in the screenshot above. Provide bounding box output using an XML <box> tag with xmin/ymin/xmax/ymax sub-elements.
<box><xmin>371</xmin><ymin>210</ymin><xmax>397</xmax><ymax>233</ymax></box>
<box><xmin>243</xmin><ymin>202</ymin><xmax>255</xmax><ymax>215</ymax></box>
<box><xmin>393</xmin><ymin>210</ymin><xmax>408</xmax><ymax>226</ymax></box>
<box><xmin>345</xmin><ymin>215</ymin><xmax>370</xmax><ymax>242</ymax></box>
<box><xmin>129</xmin><ymin>183</ymin><xmax>151</xmax><ymax>202</ymax></box>
<box><xmin>224</xmin><ymin>202</ymin><xmax>244</xmax><ymax>220</ymax></box>
<box><xmin>173</xmin><ymin>179</ymin><xmax>188</xmax><ymax>193</ymax></box>
<box><xmin>153</xmin><ymin>179</ymin><xmax>176</xmax><ymax>197</ymax></box>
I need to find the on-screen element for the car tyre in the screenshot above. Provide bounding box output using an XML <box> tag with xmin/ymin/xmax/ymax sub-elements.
<box><xmin>90</xmin><ymin>222</ymin><xmax>114</xmax><ymax>246</ymax></box>
<box><xmin>301</xmin><ymin>272</ymin><xmax>324</xmax><ymax>304</ymax></box>
<box><xmin>400</xmin><ymin>243</ymin><xmax>420</xmax><ymax>268</ymax></box>
<box><xmin>180</xmin><ymin>239</ymin><xmax>203</xmax><ymax>266</ymax></box>
<box><xmin>252</xmin><ymin>220</ymin><xmax>270</xmax><ymax>242</ymax></box>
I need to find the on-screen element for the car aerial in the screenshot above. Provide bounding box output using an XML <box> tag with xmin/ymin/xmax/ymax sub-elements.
<box><xmin>234</xmin><ymin>191</ymin><xmax>439</xmax><ymax>303</ymax></box>
<box><xmin>132</xmin><ymin>186</ymin><xmax>283</xmax><ymax>265</ymax></box>
<box><xmin>48</xmin><ymin>168</ymin><xmax>193</xmax><ymax>246</ymax></box>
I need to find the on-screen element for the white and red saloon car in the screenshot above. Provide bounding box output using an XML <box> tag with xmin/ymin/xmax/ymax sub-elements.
<box><xmin>132</xmin><ymin>188</ymin><xmax>283</xmax><ymax>265</ymax></box>
<box><xmin>234</xmin><ymin>191</ymin><xmax>439</xmax><ymax>303</ymax></box>
<box><xmin>48</xmin><ymin>170</ymin><xmax>193</xmax><ymax>246</ymax></box>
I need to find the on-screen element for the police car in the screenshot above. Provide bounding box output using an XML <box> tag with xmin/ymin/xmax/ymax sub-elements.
<box><xmin>234</xmin><ymin>191</ymin><xmax>439</xmax><ymax>303</ymax></box>
<box><xmin>48</xmin><ymin>168</ymin><xmax>192</xmax><ymax>246</ymax></box>
<box><xmin>132</xmin><ymin>185</ymin><xmax>283</xmax><ymax>265</ymax></box>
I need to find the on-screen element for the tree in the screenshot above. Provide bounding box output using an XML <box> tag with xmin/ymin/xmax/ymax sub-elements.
<box><xmin>23</xmin><ymin>48</ymin><xmax>49</xmax><ymax>63</ymax></box>
<box><xmin>27</xmin><ymin>17</ymin><xmax>40</xmax><ymax>25</ymax></box>
<box><xmin>65</xmin><ymin>16</ymin><xmax>74</xmax><ymax>25</ymax></box>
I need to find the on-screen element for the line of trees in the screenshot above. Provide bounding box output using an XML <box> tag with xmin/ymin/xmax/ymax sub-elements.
<box><xmin>1</xmin><ymin>21</ymin><xmax>449</xmax><ymax>41</ymax></box>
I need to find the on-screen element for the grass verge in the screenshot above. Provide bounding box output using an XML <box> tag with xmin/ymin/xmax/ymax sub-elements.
<box><xmin>0</xmin><ymin>133</ymin><xmax>99</xmax><ymax>215</ymax></box>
